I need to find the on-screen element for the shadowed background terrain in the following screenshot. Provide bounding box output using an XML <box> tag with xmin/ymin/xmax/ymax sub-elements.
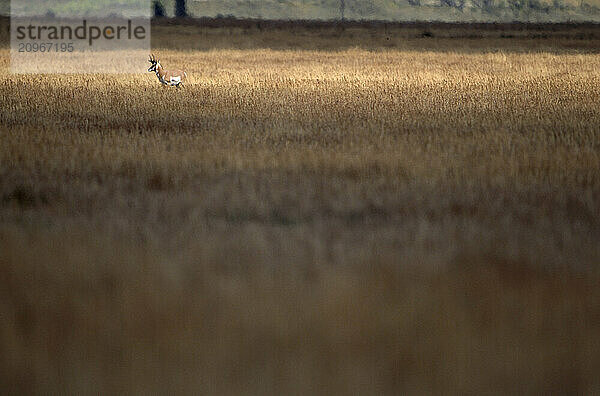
<box><xmin>1</xmin><ymin>18</ymin><xmax>600</xmax><ymax>394</ymax></box>
<box><xmin>3</xmin><ymin>0</ymin><xmax>600</xmax><ymax>21</ymax></box>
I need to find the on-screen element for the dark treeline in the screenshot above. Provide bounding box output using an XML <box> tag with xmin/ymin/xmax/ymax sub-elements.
<box><xmin>151</xmin><ymin>15</ymin><xmax>600</xmax><ymax>31</ymax></box>
<box><xmin>2</xmin><ymin>14</ymin><xmax>600</xmax><ymax>48</ymax></box>
<box><xmin>152</xmin><ymin>0</ymin><xmax>600</xmax><ymax>20</ymax></box>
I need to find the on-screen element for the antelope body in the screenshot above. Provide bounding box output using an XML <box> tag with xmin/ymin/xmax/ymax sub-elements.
<box><xmin>148</xmin><ymin>54</ymin><xmax>187</xmax><ymax>88</ymax></box>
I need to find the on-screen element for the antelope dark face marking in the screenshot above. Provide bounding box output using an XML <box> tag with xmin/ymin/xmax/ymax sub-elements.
<box><xmin>148</xmin><ymin>56</ymin><xmax>158</xmax><ymax>72</ymax></box>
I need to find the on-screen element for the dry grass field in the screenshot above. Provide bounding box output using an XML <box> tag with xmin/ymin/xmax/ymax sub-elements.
<box><xmin>1</xmin><ymin>21</ymin><xmax>600</xmax><ymax>394</ymax></box>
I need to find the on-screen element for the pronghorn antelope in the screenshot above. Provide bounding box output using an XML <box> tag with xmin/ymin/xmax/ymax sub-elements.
<box><xmin>147</xmin><ymin>54</ymin><xmax>187</xmax><ymax>88</ymax></box>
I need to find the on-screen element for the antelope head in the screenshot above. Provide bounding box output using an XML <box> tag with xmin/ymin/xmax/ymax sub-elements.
<box><xmin>148</xmin><ymin>54</ymin><xmax>160</xmax><ymax>72</ymax></box>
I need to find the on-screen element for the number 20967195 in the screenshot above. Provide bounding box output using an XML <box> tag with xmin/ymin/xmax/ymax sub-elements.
<box><xmin>18</xmin><ymin>43</ymin><xmax>74</xmax><ymax>52</ymax></box>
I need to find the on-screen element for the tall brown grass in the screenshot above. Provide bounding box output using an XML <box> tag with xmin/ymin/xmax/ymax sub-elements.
<box><xmin>1</xmin><ymin>24</ymin><xmax>600</xmax><ymax>394</ymax></box>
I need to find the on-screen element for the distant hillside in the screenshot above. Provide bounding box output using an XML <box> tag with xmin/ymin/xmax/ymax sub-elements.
<box><xmin>0</xmin><ymin>0</ymin><xmax>149</xmax><ymax>17</ymax></box>
<box><xmin>161</xmin><ymin>0</ymin><xmax>600</xmax><ymax>22</ymax></box>
<box><xmin>1</xmin><ymin>0</ymin><xmax>600</xmax><ymax>21</ymax></box>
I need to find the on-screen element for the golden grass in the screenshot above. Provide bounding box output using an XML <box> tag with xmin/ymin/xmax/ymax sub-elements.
<box><xmin>1</xmin><ymin>25</ymin><xmax>600</xmax><ymax>393</ymax></box>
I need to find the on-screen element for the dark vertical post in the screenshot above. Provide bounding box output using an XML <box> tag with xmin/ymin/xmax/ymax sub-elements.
<box><xmin>153</xmin><ymin>1</ymin><xmax>166</xmax><ymax>17</ymax></box>
<box><xmin>340</xmin><ymin>0</ymin><xmax>345</xmax><ymax>20</ymax></box>
<box><xmin>175</xmin><ymin>0</ymin><xmax>187</xmax><ymax>17</ymax></box>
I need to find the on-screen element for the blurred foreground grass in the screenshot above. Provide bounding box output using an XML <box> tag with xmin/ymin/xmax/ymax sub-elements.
<box><xmin>1</xmin><ymin>23</ymin><xmax>600</xmax><ymax>393</ymax></box>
